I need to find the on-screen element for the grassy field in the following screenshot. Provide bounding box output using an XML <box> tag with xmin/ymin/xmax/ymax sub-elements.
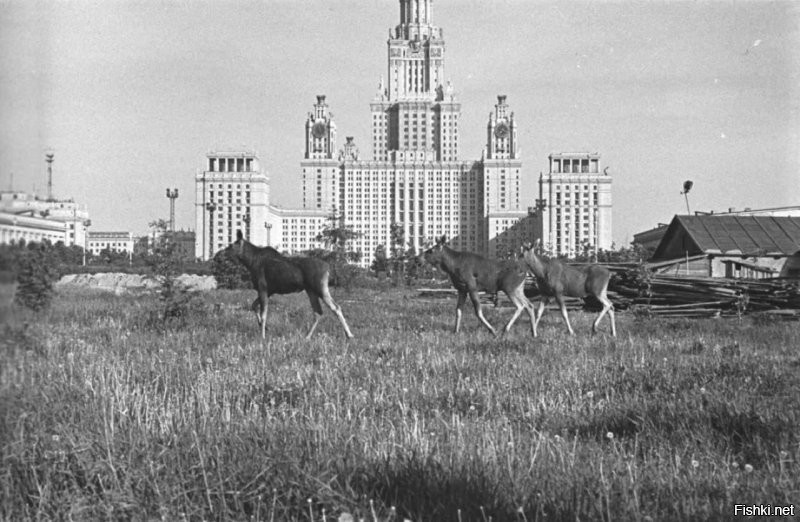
<box><xmin>1</xmin><ymin>285</ymin><xmax>799</xmax><ymax>521</ymax></box>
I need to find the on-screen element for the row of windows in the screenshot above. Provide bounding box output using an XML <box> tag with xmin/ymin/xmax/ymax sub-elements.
<box><xmin>90</xmin><ymin>242</ymin><xmax>131</xmax><ymax>248</ymax></box>
<box><xmin>210</xmin><ymin>184</ymin><xmax>251</xmax><ymax>189</ymax></box>
<box><xmin>555</xmin><ymin>185</ymin><xmax>598</xmax><ymax>192</ymax></box>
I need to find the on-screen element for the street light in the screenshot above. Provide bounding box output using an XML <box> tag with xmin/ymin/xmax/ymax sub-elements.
<box><xmin>166</xmin><ymin>188</ymin><xmax>179</xmax><ymax>232</ymax></box>
<box><xmin>265</xmin><ymin>222</ymin><xmax>272</xmax><ymax>246</ymax></box>
<box><xmin>205</xmin><ymin>202</ymin><xmax>217</xmax><ymax>259</ymax></box>
<box><xmin>82</xmin><ymin>219</ymin><xmax>92</xmax><ymax>266</ymax></box>
<box><xmin>45</xmin><ymin>151</ymin><xmax>55</xmax><ymax>201</ymax></box>
<box><xmin>593</xmin><ymin>206</ymin><xmax>599</xmax><ymax>262</ymax></box>
<box><xmin>680</xmin><ymin>180</ymin><xmax>693</xmax><ymax>215</ymax></box>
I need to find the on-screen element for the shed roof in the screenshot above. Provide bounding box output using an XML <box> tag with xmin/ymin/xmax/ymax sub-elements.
<box><xmin>651</xmin><ymin>215</ymin><xmax>800</xmax><ymax>260</ymax></box>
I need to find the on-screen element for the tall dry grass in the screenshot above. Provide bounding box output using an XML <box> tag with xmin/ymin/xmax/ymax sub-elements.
<box><xmin>1</xmin><ymin>286</ymin><xmax>798</xmax><ymax>521</ymax></box>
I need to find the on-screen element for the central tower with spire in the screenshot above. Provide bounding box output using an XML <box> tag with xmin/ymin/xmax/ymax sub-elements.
<box><xmin>287</xmin><ymin>0</ymin><xmax>537</xmax><ymax>266</ymax></box>
<box><xmin>371</xmin><ymin>0</ymin><xmax>460</xmax><ymax>163</ymax></box>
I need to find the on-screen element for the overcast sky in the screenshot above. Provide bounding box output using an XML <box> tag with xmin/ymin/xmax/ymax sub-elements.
<box><xmin>1</xmin><ymin>0</ymin><xmax>798</xmax><ymax>246</ymax></box>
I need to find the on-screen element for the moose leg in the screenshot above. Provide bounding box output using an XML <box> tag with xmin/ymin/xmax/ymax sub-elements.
<box><xmin>534</xmin><ymin>296</ymin><xmax>550</xmax><ymax>330</ymax></box>
<box><xmin>469</xmin><ymin>289</ymin><xmax>497</xmax><ymax>336</ymax></box>
<box><xmin>502</xmin><ymin>291</ymin><xmax>524</xmax><ymax>336</ymax></box>
<box><xmin>593</xmin><ymin>291</ymin><xmax>616</xmax><ymax>337</ymax></box>
<box><xmin>257</xmin><ymin>291</ymin><xmax>269</xmax><ymax>339</ymax></box>
<box><xmin>320</xmin><ymin>287</ymin><xmax>354</xmax><ymax>339</ymax></box>
<box><xmin>516</xmin><ymin>286</ymin><xmax>538</xmax><ymax>337</ymax></box>
<box><xmin>503</xmin><ymin>286</ymin><xmax>537</xmax><ymax>337</ymax></box>
<box><xmin>305</xmin><ymin>291</ymin><xmax>324</xmax><ymax>339</ymax></box>
<box><xmin>555</xmin><ymin>294</ymin><xmax>575</xmax><ymax>335</ymax></box>
<box><xmin>454</xmin><ymin>291</ymin><xmax>467</xmax><ymax>333</ymax></box>
<box><xmin>251</xmin><ymin>298</ymin><xmax>261</xmax><ymax>325</ymax></box>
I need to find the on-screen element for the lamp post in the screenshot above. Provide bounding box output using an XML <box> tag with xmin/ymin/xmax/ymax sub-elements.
<box><xmin>205</xmin><ymin>202</ymin><xmax>217</xmax><ymax>260</ymax></box>
<box><xmin>82</xmin><ymin>219</ymin><xmax>92</xmax><ymax>266</ymax></box>
<box><xmin>45</xmin><ymin>152</ymin><xmax>55</xmax><ymax>201</ymax></box>
<box><xmin>593</xmin><ymin>206</ymin><xmax>599</xmax><ymax>262</ymax></box>
<box><xmin>680</xmin><ymin>180</ymin><xmax>693</xmax><ymax>215</ymax></box>
<box><xmin>166</xmin><ymin>188</ymin><xmax>179</xmax><ymax>232</ymax></box>
<box><xmin>265</xmin><ymin>222</ymin><xmax>272</xmax><ymax>246</ymax></box>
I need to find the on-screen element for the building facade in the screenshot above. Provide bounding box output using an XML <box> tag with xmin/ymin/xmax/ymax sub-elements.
<box><xmin>194</xmin><ymin>151</ymin><xmax>270</xmax><ymax>260</ymax></box>
<box><xmin>0</xmin><ymin>211</ymin><xmax>66</xmax><ymax>245</ymax></box>
<box><xmin>532</xmin><ymin>153</ymin><xmax>613</xmax><ymax>257</ymax></box>
<box><xmin>194</xmin><ymin>0</ymin><xmax>610</xmax><ymax>265</ymax></box>
<box><xmin>87</xmin><ymin>231</ymin><xmax>135</xmax><ymax>258</ymax></box>
<box><xmin>0</xmin><ymin>191</ymin><xmax>91</xmax><ymax>247</ymax></box>
<box><xmin>292</xmin><ymin>0</ymin><xmax>532</xmax><ymax>266</ymax></box>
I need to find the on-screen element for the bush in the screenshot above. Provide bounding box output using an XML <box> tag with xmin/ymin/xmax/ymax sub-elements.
<box><xmin>0</xmin><ymin>241</ymin><xmax>59</xmax><ymax>312</ymax></box>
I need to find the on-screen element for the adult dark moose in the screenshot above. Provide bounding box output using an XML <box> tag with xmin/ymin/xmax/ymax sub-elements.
<box><xmin>226</xmin><ymin>231</ymin><xmax>354</xmax><ymax>339</ymax></box>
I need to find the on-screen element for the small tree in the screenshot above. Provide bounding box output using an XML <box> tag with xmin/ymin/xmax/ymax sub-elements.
<box><xmin>315</xmin><ymin>210</ymin><xmax>362</xmax><ymax>287</ymax></box>
<box><xmin>388</xmin><ymin>222</ymin><xmax>407</xmax><ymax>284</ymax></box>
<box><xmin>370</xmin><ymin>244</ymin><xmax>389</xmax><ymax>275</ymax></box>
<box><xmin>146</xmin><ymin>219</ymin><xmax>199</xmax><ymax>324</ymax></box>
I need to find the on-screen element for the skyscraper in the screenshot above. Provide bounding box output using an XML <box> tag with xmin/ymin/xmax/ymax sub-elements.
<box><xmin>195</xmin><ymin>0</ymin><xmax>611</xmax><ymax>264</ymax></box>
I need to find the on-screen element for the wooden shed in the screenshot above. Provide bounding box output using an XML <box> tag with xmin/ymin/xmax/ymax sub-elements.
<box><xmin>649</xmin><ymin>215</ymin><xmax>800</xmax><ymax>279</ymax></box>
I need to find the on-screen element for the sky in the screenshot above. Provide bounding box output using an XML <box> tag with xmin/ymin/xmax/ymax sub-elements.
<box><xmin>1</xmin><ymin>0</ymin><xmax>798</xmax><ymax>246</ymax></box>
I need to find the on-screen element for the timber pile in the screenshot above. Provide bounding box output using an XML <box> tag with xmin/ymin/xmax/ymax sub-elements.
<box><xmin>609</xmin><ymin>271</ymin><xmax>800</xmax><ymax>319</ymax></box>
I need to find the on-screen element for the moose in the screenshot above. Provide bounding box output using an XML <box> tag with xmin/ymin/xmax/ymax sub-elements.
<box><xmin>226</xmin><ymin>231</ymin><xmax>354</xmax><ymax>339</ymax></box>
<box><xmin>520</xmin><ymin>240</ymin><xmax>616</xmax><ymax>337</ymax></box>
<box><xmin>422</xmin><ymin>236</ymin><xmax>537</xmax><ymax>336</ymax></box>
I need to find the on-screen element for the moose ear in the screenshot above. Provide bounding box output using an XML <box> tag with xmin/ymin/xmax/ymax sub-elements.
<box><xmin>236</xmin><ymin>230</ymin><xmax>243</xmax><ymax>241</ymax></box>
<box><xmin>438</xmin><ymin>235</ymin><xmax>447</xmax><ymax>245</ymax></box>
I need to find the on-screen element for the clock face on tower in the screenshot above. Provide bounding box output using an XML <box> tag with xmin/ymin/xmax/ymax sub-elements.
<box><xmin>494</xmin><ymin>122</ymin><xmax>510</xmax><ymax>139</ymax></box>
<box><xmin>312</xmin><ymin>121</ymin><xmax>326</xmax><ymax>139</ymax></box>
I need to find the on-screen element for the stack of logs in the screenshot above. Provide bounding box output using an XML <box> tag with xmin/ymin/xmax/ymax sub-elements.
<box><xmin>606</xmin><ymin>269</ymin><xmax>800</xmax><ymax>319</ymax></box>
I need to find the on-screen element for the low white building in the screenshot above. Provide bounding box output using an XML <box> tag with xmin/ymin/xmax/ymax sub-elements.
<box><xmin>87</xmin><ymin>231</ymin><xmax>135</xmax><ymax>257</ymax></box>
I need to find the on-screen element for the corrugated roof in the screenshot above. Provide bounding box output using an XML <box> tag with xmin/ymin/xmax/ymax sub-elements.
<box><xmin>676</xmin><ymin>215</ymin><xmax>800</xmax><ymax>255</ymax></box>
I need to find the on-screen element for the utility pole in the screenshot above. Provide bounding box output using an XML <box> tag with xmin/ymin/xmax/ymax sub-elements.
<box><xmin>166</xmin><ymin>188</ymin><xmax>179</xmax><ymax>232</ymax></box>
